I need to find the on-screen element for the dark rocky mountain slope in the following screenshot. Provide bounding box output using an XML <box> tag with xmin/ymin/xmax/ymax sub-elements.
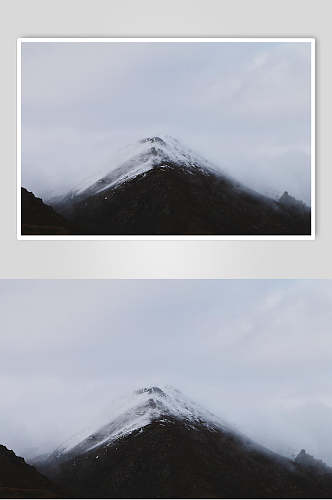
<box><xmin>21</xmin><ymin>188</ymin><xmax>75</xmax><ymax>235</ymax></box>
<box><xmin>34</xmin><ymin>386</ymin><xmax>332</xmax><ymax>499</ymax></box>
<box><xmin>0</xmin><ymin>444</ymin><xmax>63</xmax><ymax>498</ymax></box>
<box><xmin>52</xmin><ymin>137</ymin><xmax>311</xmax><ymax>236</ymax></box>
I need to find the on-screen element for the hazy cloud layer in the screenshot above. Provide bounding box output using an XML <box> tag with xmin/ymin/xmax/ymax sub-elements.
<box><xmin>0</xmin><ymin>280</ymin><xmax>331</xmax><ymax>463</ymax></box>
<box><xmin>21</xmin><ymin>41</ymin><xmax>311</xmax><ymax>203</ymax></box>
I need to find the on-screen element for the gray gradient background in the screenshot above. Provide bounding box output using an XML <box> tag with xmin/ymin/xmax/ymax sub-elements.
<box><xmin>0</xmin><ymin>0</ymin><xmax>331</xmax><ymax>277</ymax></box>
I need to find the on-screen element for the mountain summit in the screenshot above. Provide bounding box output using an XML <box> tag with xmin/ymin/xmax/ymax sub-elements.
<box><xmin>47</xmin><ymin>386</ymin><xmax>231</xmax><ymax>463</ymax></box>
<box><xmin>35</xmin><ymin>386</ymin><xmax>332</xmax><ymax>498</ymax></box>
<box><xmin>69</xmin><ymin>135</ymin><xmax>220</xmax><ymax>200</ymax></box>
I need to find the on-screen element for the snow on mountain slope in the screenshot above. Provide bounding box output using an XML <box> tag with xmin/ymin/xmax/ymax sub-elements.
<box><xmin>72</xmin><ymin>136</ymin><xmax>225</xmax><ymax>199</ymax></box>
<box><xmin>52</xmin><ymin>386</ymin><xmax>234</xmax><ymax>460</ymax></box>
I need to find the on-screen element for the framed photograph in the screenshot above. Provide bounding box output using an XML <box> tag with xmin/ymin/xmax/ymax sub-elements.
<box><xmin>17</xmin><ymin>38</ymin><xmax>315</xmax><ymax>240</ymax></box>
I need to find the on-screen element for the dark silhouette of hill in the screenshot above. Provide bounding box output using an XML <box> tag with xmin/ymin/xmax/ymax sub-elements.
<box><xmin>0</xmin><ymin>444</ymin><xmax>63</xmax><ymax>498</ymax></box>
<box><xmin>21</xmin><ymin>188</ymin><xmax>75</xmax><ymax>235</ymax></box>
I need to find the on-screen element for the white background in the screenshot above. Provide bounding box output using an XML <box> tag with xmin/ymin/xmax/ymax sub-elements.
<box><xmin>0</xmin><ymin>0</ymin><xmax>331</xmax><ymax>278</ymax></box>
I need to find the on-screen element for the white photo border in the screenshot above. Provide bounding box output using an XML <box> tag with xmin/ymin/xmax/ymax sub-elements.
<box><xmin>17</xmin><ymin>37</ymin><xmax>316</xmax><ymax>241</ymax></box>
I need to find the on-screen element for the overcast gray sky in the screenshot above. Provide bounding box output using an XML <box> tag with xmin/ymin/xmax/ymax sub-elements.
<box><xmin>0</xmin><ymin>279</ymin><xmax>331</xmax><ymax>464</ymax></box>
<box><xmin>21</xmin><ymin>41</ymin><xmax>311</xmax><ymax>204</ymax></box>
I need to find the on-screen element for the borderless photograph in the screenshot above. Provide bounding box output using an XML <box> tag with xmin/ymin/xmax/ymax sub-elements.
<box><xmin>1</xmin><ymin>279</ymin><xmax>332</xmax><ymax>498</ymax></box>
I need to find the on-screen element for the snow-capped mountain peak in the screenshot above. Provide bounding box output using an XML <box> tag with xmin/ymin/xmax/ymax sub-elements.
<box><xmin>73</xmin><ymin>136</ymin><xmax>220</xmax><ymax>199</ymax></box>
<box><xmin>52</xmin><ymin>385</ymin><xmax>231</xmax><ymax>460</ymax></box>
<box><xmin>35</xmin><ymin>386</ymin><xmax>332</xmax><ymax>499</ymax></box>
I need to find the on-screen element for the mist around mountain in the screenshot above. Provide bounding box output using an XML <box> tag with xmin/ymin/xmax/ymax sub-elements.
<box><xmin>22</xmin><ymin>385</ymin><xmax>332</xmax><ymax>499</ymax></box>
<box><xmin>21</xmin><ymin>136</ymin><xmax>311</xmax><ymax>236</ymax></box>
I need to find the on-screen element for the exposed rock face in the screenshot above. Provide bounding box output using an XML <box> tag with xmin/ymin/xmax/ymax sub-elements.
<box><xmin>0</xmin><ymin>444</ymin><xmax>62</xmax><ymax>498</ymax></box>
<box><xmin>140</xmin><ymin>136</ymin><xmax>166</xmax><ymax>145</ymax></box>
<box><xmin>21</xmin><ymin>188</ymin><xmax>75</xmax><ymax>235</ymax></box>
